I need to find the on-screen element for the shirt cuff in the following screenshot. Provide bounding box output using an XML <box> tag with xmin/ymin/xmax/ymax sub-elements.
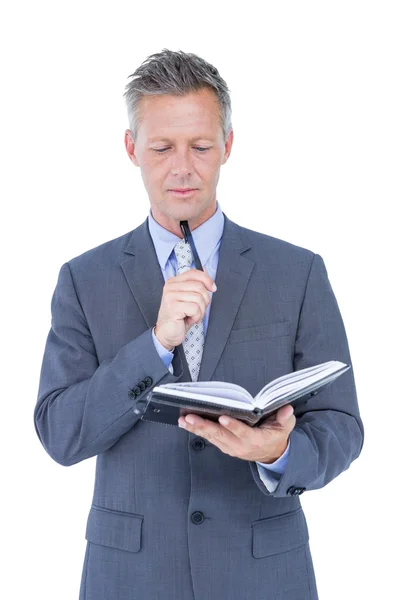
<box><xmin>152</xmin><ymin>327</ymin><xmax>175</xmax><ymax>374</ymax></box>
<box><xmin>255</xmin><ymin>439</ymin><xmax>291</xmax><ymax>475</ymax></box>
<box><xmin>255</xmin><ymin>463</ymin><xmax>282</xmax><ymax>492</ymax></box>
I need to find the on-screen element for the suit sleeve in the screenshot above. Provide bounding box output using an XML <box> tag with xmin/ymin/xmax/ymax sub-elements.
<box><xmin>249</xmin><ymin>253</ymin><xmax>364</xmax><ymax>497</ymax></box>
<box><xmin>34</xmin><ymin>262</ymin><xmax>183</xmax><ymax>467</ymax></box>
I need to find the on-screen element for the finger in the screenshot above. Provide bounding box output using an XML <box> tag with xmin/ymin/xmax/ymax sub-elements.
<box><xmin>177</xmin><ymin>294</ymin><xmax>207</xmax><ymax>315</ymax></box>
<box><xmin>275</xmin><ymin>404</ymin><xmax>294</xmax><ymax>425</ymax></box>
<box><xmin>174</xmin><ymin>268</ymin><xmax>216</xmax><ymax>293</ymax></box>
<box><xmin>273</xmin><ymin>406</ymin><xmax>296</xmax><ymax>434</ymax></box>
<box><xmin>168</xmin><ymin>292</ymin><xmax>206</xmax><ymax>321</ymax></box>
<box><xmin>179</xmin><ymin>414</ymin><xmax>237</xmax><ymax>445</ymax></box>
<box><xmin>217</xmin><ymin>415</ymin><xmax>254</xmax><ymax>439</ymax></box>
<box><xmin>260</xmin><ymin>404</ymin><xmax>295</xmax><ymax>431</ymax></box>
<box><xmin>264</xmin><ymin>404</ymin><xmax>293</xmax><ymax>423</ymax></box>
<box><xmin>170</xmin><ymin>284</ymin><xmax>211</xmax><ymax>311</ymax></box>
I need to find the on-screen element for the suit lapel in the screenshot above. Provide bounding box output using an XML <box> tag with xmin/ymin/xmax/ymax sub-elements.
<box><xmin>120</xmin><ymin>212</ymin><xmax>254</xmax><ymax>382</ymax></box>
<box><xmin>198</xmin><ymin>215</ymin><xmax>254</xmax><ymax>381</ymax></box>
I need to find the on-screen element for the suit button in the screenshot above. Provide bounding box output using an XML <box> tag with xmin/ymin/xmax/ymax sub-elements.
<box><xmin>192</xmin><ymin>438</ymin><xmax>205</xmax><ymax>451</ymax></box>
<box><xmin>191</xmin><ymin>511</ymin><xmax>204</xmax><ymax>524</ymax></box>
<box><xmin>133</xmin><ymin>386</ymin><xmax>141</xmax><ymax>395</ymax></box>
<box><xmin>138</xmin><ymin>381</ymin><xmax>146</xmax><ymax>391</ymax></box>
<box><xmin>128</xmin><ymin>390</ymin><xmax>136</xmax><ymax>399</ymax></box>
<box><xmin>144</xmin><ymin>377</ymin><xmax>153</xmax><ymax>387</ymax></box>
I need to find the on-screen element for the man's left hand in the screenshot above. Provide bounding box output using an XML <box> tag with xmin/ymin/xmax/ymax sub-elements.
<box><xmin>177</xmin><ymin>404</ymin><xmax>296</xmax><ymax>463</ymax></box>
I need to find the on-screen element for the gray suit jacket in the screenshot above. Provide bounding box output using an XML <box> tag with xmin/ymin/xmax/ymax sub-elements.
<box><xmin>34</xmin><ymin>211</ymin><xmax>364</xmax><ymax>600</ymax></box>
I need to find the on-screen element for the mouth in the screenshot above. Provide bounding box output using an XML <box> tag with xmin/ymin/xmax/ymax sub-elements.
<box><xmin>168</xmin><ymin>189</ymin><xmax>198</xmax><ymax>196</ymax></box>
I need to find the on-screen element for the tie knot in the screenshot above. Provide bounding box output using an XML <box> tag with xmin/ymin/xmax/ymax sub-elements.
<box><xmin>174</xmin><ymin>239</ymin><xmax>193</xmax><ymax>274</ymax></box>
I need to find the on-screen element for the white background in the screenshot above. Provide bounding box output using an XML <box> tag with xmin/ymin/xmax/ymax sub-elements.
<box><xmin>1</xmin><ymin>1</ymin><xmax>398</xmax><ymax>598</ymax></box>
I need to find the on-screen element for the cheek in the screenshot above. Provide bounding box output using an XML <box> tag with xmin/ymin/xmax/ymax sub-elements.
<box><xmin>141</xmin><ymin>162</ymin><xmax>163</xmax><ymax>188</ymax></box>
<box><xmin>212</xmin><ymin>168</ymin><xmax>221</xmax><ymax>186</ymax></box>
<box><xmin>197</xmin><ymin>158</ymin><xmax>220</xmax><ymax>181</ymax></box>
<box><xmin>204</xmin><ymin>163</ymin><xmax>221</xmax><ymax>188</ymax></box>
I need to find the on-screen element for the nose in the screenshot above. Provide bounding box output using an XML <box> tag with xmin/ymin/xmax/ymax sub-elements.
<box><xmin>170</xmin><ymin>148</ymin><xmax>193</xmax><ymax>176</ymax></box>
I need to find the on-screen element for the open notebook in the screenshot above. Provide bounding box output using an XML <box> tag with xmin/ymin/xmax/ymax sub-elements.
<box><xmin>137</xmin><ymin>360</ymin><xmax>350</xmax><ymax>427</ymax></box>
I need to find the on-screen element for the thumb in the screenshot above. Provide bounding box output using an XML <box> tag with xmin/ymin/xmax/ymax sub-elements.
<box><xmin>274</xmin><ymin>404</ymin><xmax>294</xmax><ymax>426</ymax></box>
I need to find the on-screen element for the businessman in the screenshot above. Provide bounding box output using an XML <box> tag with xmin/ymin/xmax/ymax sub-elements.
<box><xmin>34</xmin><ymin>49</ymin><xmax>364</xmax><ymax>600</ymax></box>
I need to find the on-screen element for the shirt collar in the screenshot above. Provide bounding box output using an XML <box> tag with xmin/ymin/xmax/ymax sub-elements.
<box><xmin>148</xmin><ymin>200</ymin><xmax>224</xmax><ymax>270</ymax></box>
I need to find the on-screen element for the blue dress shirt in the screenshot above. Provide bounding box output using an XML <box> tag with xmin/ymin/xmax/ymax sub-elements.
<box><xmin>148</xmin><ymin>200</ymin><xmax>290</xmax><ymax>492</ymax></box>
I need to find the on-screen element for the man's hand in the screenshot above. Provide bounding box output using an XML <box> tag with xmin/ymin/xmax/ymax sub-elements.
<box><xmin>177</xmin><ymin>404</ymin><xmax>296</xmax><ymax>463</ymax></box>
<box><xmin>154</xmin><ymin>267</ymin><xmax>216</xmax><ymax>350</ymax></box>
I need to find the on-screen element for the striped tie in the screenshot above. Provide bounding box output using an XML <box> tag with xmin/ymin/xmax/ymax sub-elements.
<box><xmin>173</xmin><ymin>239</ymin><xmax>205</xmax><ymax>382</ymax></box>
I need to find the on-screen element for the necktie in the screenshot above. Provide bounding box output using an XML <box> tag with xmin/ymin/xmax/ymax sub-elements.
<box><xmin>173</xmin><ymin>238</ymin><xmax>205</xmax><ymax>382</ymax></box>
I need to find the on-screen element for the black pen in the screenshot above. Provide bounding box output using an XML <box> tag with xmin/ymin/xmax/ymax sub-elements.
<box><xmin>179</xmin><ymin>220</ymin><xmax>203</xmax><ymax>271</ymax></box>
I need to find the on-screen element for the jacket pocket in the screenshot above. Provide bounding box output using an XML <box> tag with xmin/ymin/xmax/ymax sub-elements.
<box><xmin>229</xmin><ymin>321</ymin><xmax>292</xmax><ymax>344</ymax></box>
<box><xmin>251</xmin><ymin>507</ymin><xmax>309</xmax><ymax>559</ymax></box>
<box><xmin>85</xmin><ymin>504</ymin><xmax>144</xmax><ymax>553</ymax></box>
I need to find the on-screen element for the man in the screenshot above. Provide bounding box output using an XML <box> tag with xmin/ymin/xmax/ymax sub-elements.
<box><xmin>34</xmin><ymin>49</ymin><xmax>364</xmax><ymax>599</ymax></box>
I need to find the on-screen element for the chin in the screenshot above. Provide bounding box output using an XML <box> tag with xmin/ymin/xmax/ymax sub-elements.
<box><xmin>168</xmin><ymin>198</ymin><xmax>202</xmax><ymax>210</ymax></box>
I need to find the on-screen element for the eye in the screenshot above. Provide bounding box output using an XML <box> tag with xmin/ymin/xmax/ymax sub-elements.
<box><xmin>152</xmin><ymin>147</ymin><xmax>210</xmax><ymax>154</ymax></box>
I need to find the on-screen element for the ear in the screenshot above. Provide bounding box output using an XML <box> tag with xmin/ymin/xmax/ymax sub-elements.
<box><xmin>124</xmin><ymin>129</ymin><xmax>139</xmax><ymax>166</ymax></box>
<box><xmin>222</xmin><ymin>129</ymin><xmax>234</xmax><ymax>164</ymax></box>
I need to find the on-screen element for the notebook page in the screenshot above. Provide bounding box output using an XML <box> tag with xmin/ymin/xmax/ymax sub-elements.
<box><xmin>254</xmin><ymin>362</ymin><xmax>330</xmax><ymax>401</ymax></box>
<box><xmin>161</xmin><ymin>381</ymin><xmax>253</xmax><ymax>403</ymax></box>
<box><xmin>254</xmin><ymin>363</ymin><xmax>348</xmax><ymax>409</ymax></box>
<box><xmin>253</xmin><ymin>361</ymin><xmax>334</xmax><ymax>402</ymax></box>
<box><xmin>151</xmin><ymin>386</ymin><xmax>253</xmax><ymax>410</ymax></box>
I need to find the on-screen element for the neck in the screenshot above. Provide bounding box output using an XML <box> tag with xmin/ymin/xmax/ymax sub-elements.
<box><xmin>151</xmin><ymin>200</ymin><xmax>217</xmax><ymax>237</ymax></box>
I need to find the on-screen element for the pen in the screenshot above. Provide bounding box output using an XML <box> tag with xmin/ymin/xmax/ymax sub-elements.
<box><xmin>179</xmin><ymin>220</ymin><xmax>203</xmax><ymax>271</ymax></box>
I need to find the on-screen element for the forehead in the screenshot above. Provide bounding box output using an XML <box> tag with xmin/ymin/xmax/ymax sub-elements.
<box><xmin>137</xmin><ymin>88</ymin><xmax>221</xmax><ymax>140</ymax></box>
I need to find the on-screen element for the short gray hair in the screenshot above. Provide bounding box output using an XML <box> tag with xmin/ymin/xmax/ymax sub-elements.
<box><xmin>123</xmin><ymin>48</ymin><xmax>232</xmax><ymax>143</ymax></box>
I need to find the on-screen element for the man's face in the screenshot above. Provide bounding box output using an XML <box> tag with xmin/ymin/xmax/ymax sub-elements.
<box><xmin>124</xmin><ymin>87</ymin><xmax>233</xmax><ymax>234</ymax></box>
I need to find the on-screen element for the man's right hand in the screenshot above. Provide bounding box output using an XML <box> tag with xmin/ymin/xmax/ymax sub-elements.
<box><xmin>154</xmin><ymin>267</ymin><xmax>217</xmax><ymax>350</ymax></box>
